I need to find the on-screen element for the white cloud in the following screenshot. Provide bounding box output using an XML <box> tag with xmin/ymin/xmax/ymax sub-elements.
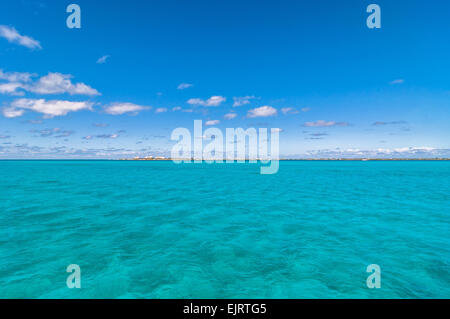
<box><xmin>0</xmin><ymin>82</ymin><xmax>24</xmax><ymax>96</ymax></box>
<box><xmin>177</xmin><ymin>83</ymin><xmax>193</xmax><ymax>90</ymax></box>
<box><xmin>2</xmin><ymin>107</ymin><xmax>25</xmax><ymax>118</ymax></box>
<box><xmin>303</xmin><ymin>120</ymin><xmax>349</xmax><ymax>127</ymax></box>
<box><xmin>247</xmin><ymin>106</ymin><xmax>277</xmax><ymax>118</ymax></box>
<box><xmin>172</xmin><ymin>106</ymin><xmax>182</xmax><ymax>111</ymax></box>
<box><xmin>96</xmin><ymin>55</ymin><xmax>110</xmax><ymax>64</ymax></box>
<box><xmin>83</xmin><ymin>134</ymin><xmax>119</xmax><ymax>140</ymax></box>
<box><xmin>3</xmin><ymin>98</ymin><xmax>93</xmax><ymax>118</ymax></box>
<box><xmin>27</xmin><ymin>73</ymin><xmax>100</xmax><ymax>96</ymax></box>
<box><xmin>30</xmin><ymin>128</ymin><xmax>74</xmax><ymax>138</ymax></box>
<box><xmin>205</xmin><ymin>120</ymin><xmax>220</xmax><ymax>126</ymax></box>
<box><xmin>373</xmin><ymin>121</ymin><xmax>407</xmax><ymax>126</ymax></box>
<box><xmin>96</xmin><ymin>134</ymin><xmax>119</xmax><ymax>139</ymax></box>
<box><xmin>0</xmin><ymin>71</ymin><xmax>99</xmax><ymax>97</ymax></box>
<box><xmin>0</xmin><ymin>69</ymin><xmax>35</xmax><ymax>82</ymax></box>
<box><xmin>395</xmin><ymin>146</ymin><xmax>435</xmax><ymax>152</ymax></box>
<box><xmin>104</xmin><ymin>102</ymin><xmax>150</xmax><ymax>115</ymax></box>
<box><xmin>301</xmin><ymin>146</ymin><xmax>444</xmax><ymax>159</ymax></box>
<box><xmin>0</xmin><ymin>25</ymin><xmax>41</xmax><ymax>49</ymax></box>
<box><xmin>389</xmin><ymin>79</ymin><xmax>404</xmax><ymax>85</ymax></box>
<box><xmin>281</xmin><ymin>107</ymin><xmax>299</xmax><ymax>115</ymax></box>
<box><xmin>187</xmin><ymin>96</ymin><xmax>226</xmax><ymax>107</ymax></box>
<box><xmin>224</xmin><ymin>112</ymin><xmax>237</xmax><ymax>120</ymax></box>
<box><xmin>301</xmin><ymin>107</ymin><xmax>311</xmax><ymax>112</ymax></box>
<box><xmin>155</xmin><ymin>107</ymin><xmax>168</xmax><ymax>113</ymax></box>
<box><xmin>233</xmin><ymin>96</ymin><xmax>256</xmax><ymax>107</ymax></box>
<box><xmin>0</xmin><ymin>70</ymin><xmax>35</xmax><ymax>96</ymax></box>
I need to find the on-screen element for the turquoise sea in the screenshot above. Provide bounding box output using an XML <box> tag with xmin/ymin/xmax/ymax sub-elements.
<box><xmin>0</xmin><ymin>160</ymin><xmax>449</xmax><ymax>299</ymax></box>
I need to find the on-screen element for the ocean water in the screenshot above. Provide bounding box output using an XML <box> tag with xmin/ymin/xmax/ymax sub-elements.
<box><xmin>0</xmin><ymin>160</ymin><xmax>449</xmax><ymax>299</ymax></box>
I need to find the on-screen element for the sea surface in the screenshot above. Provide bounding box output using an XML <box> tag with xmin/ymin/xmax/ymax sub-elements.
<box><xmin>0</xmin><ymin>160</ymin><xmax>449</xmax><ymax>298</ymax></box>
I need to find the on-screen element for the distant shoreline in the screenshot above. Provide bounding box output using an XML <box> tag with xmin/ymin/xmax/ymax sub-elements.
<box><xmin>125</xmin><ymin>158</ymin><xmax>450</xmax><ymax>161</ymax></box>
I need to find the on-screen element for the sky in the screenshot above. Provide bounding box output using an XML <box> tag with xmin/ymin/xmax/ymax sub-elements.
<box><xmin>0</xmin><ymin>0</ymin><xmax>449</xmax><ymax>159</ymax></box>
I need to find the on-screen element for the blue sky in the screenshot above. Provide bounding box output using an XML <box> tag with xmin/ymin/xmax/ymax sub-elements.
<box><xmin>0</xmin><ymin>0</ymin><xmax>449</xmax><ymax>158</ymax></box>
